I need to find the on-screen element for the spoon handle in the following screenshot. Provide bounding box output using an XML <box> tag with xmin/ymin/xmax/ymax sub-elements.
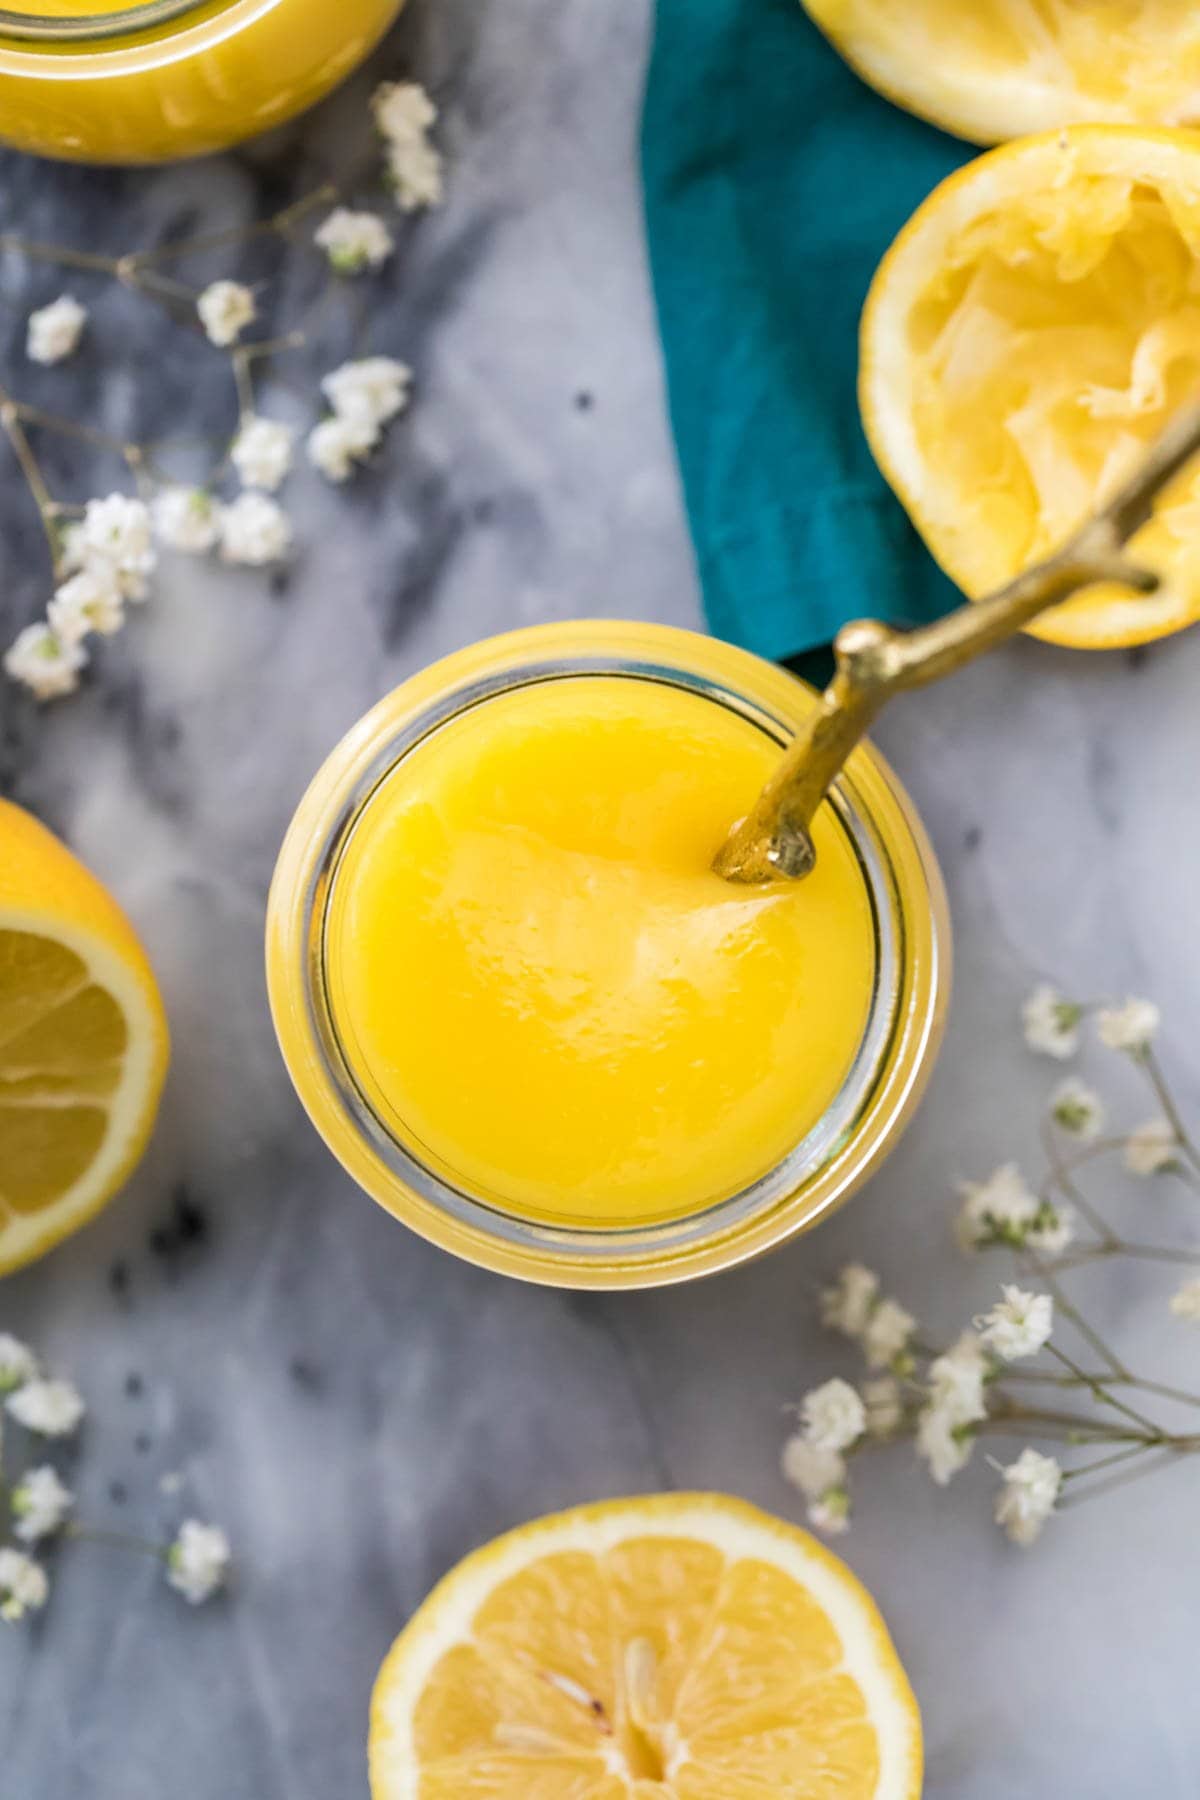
<box><xmin>714</xmin><ymin>403</ymin><xmax>1200</xmax><ymax>885</ymax></box>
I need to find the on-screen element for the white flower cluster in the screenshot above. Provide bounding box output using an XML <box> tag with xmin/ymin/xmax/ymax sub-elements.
<box><xmin>956</xmin><ymin>1163</ymin><xmax>1074</xmax><ymax>1256</ymax></box>
<box><xmin>0</xmin><ymin>1332</ymin><xmax>229</xmax><ymax>1621</ymax></box>
<box><xmin>5</xmin><ymin>80</ymin><xmax>442</xmax><ymax>704</ymax></box>
<box><xmin>307</xmin><ymin>356</ymin><xmax>412</xmax><ymax>484</ymax></box>
<box><xmin>994</xmin><ymin>1448</ymin><xmax>1062</xmax><ymax>1547</ymax></box>
<box><xmin>167</xmin><ymin>1519</ymin><xmax>232</xmax><ymax>1605</ymax></box>
<box><xmin>197</xmin><ymin>279</ymin><xmax>257</xmax><ymax>348</ymax></box>
<box><xmin>783</xmin><ymin>1269</ymin><xmax>920</xmax><ymax>1533</ymax></box>
<box><xmin>4</xmin><ymin>493</ymin><xmax>155</xmax><ymax>700</ymax></box>
<box><xmin>0</xmin><ymin>1336</ymin><xmax>83</xmax><ymax>1619</ymax></box>
<box><xmin>1022</xmin><ymin>984</ymin><xmax>1161</xmax><ymax>1062</ymax></box>
<box><xmin>315</xmin><ymin>208</ymin><xmax>395</xmax><ymax>276</ymax></box>
<box><xmin>819</xmin><ymin>1263</ymin><xmax>916</xmax><ymax>1372</ymax></box>
<box><xmin>26</xmin><ymin>293</ymin><xmax>87</xmax><ymax>366</ymax></box>
<box><xmin>372</xmin><ymin>81</ymin><xmax>444</xmax><ymax>212</ymax></box>
<box><xmin>787</xmin><ymin>1267</ymin><xmax>1064</xmax><ymax>1545</ymax></box>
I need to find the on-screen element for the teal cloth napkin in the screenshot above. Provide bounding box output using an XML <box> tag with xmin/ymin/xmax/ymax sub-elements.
<box><xmin>641</xmin><ymin>0</ymin><xmax>969</xmax><ymax>666</ymax></box>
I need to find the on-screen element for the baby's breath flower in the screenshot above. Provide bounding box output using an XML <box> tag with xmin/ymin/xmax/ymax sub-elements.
<box><xmin>806</xmin><ymin>1487</ymin><xmax>851</xmax><ymax>1535</ymax></box>
<box><xmin>979</xmin><ymin>1286</ymin><xmax>1054</xmax><ymax>1362</ymax></box>
<box><xmin>372</xmin><ymin>79</ymin><xmax>437</xmax><ymax>145</ymax></box>
<box><xmin>1049</xmin><ymin>1077</ymin><xmax>1104</xmax><ymax>1142</ymax></box>
<box><xmin>956</xmin><ymin>1163</ymin><xmax>1073</xmax><ymax>1256</ymax></box>
<box><xmin>306</xmin><ymin>413</ymin><xmax>380</xmax><ymax>483</ymax></box>
<box><xmin>862</xmin><ymin>1375</ymin><xmax>903</xmax><ymax>1439</ymax></box>
<box><xmin>315</xmin><ymin>207</ymin><xmax>395</xmax><ymax>275</ymax></box>
<box><xmin>386</xmin><ymin>136</ymin><xmax>445</xmax><ymax>212</ymax></box>
<box><xmin>218</xmin><ymin>492</ymin><xmax>292</xmax><ymax>566</ymax></box>
<box><xmin>322</xmin><ymin>356</ymin><xmax>412</xmax><ymax>430</ymax></box>
<box><xmin>916</xmin><ymin>1403</ymin><xmax>975</xmax><ymax>1486</ymax></box>
<box><xmin>927</xmin><ymin>1331</ymin><xmax>989</xmax><ymax>1425</ymax></box>
<box><xmin>26</xmin><ymin>293</ymin><xmax>87</xmax><ymax>366</ymax></box>
<box><xmin>799</xmin><ymin>1378</ymin><xmax>865</xmax><ymax>1452</ymax></box>
<box><xmin>994</xmin><ymin>1448</ymin><xmax>1061</xmax><ymax>1547</ymax></box>
<box><xmin>1169</xmin><ymin>1278</ymin><xmax>1200</xmax><ymax>1323</ymax></box>
<box><xmin>0</xmin><ymin>1548</ymin><xmax>48</xmax><ymax>1623</ymax></box>
<box><xmin>231</xmin><ymin>416</ymin><xmax>294</xmax><ymax>493</ymax></box>
<box><xmin>0</xmin><ymin>1335</ymin><xmax>38</xmax><ymax>1394</ymax></box>
<box><xmin>781</xmin><ymin>1436</ymin><xmax>849</xmax><ymax>1531</ymax></box>
<box><xmin>11</xmin><ymin>1465</ymin><xmax>73</xmax><ymax>1544</ymax></box>
<box><xmin>3</xmin><ymin>622</ymin><xmax>87</xmax><ymax>701</ymax></box>
<box><xmin>1097</xmin><ymin>997</ymin><xmax>1160</xmax><ymax>1056</ymax></box>
<box><xmin>75</xmin><ymin>494</ymin><xmax>156</xmax><ymax>600</ymax></box>
<box><xmin>781</xmin><ymin>1435</ymin><xmax>845</xmax><ymax>1500</ymax></box>
<box><xmin>197</xmin><ymin>279</ymin><xmax>257</xmax><ymax>348</ymax></box>
<box><xmin>1125</xmin><ymin>1118</ymin><xmax>1177</xmax><ymax>1177</ymax></box>
<box><xmin>6</xmin><ymin>1376</ymin><xmax>85</xmax><ymax>1438</ymax></box>
<box><xmin>167</xmin><ymin>1520</ymin><xmax>230</xmax><ymax>1605</ymax></box>
<box><xmin>48</xmin><ymin>566</ymin><xmax>125</xmax><ymax>644</ymax></box>
<box><xmin>818</xmin><ymin>1263</ymin><xmax>880</xmax><ymax>1340</ymax></box>
<box><xmin>152</xmin><ymin>486</ymin><xmax>222</xmax><ymax>554</ymax></box>
<box><xmin>1022</xmin><ymin>984</ymin><xmax>1081</xmax><ymax>1059</ymax></box>
<box><xmin>863</xmin><ymin>1297</ymin><xmax>916</xmax><ymax>1372</ymax></box>
<box><xmin>1027</xmin><ymin>1201</ymin><xmax>1076</xmax><ymax>1258</ymax></box>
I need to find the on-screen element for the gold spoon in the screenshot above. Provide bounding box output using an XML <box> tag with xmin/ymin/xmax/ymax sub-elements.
<box><xmin>714</xmin><ymin>403</ymin><xmax>1200</xmax><ymax>885</ymax></box>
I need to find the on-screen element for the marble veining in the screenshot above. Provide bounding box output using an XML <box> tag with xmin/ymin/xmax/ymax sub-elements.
<box><xmin>2</xmin><ymin>3</ymin><xmax>1200</xmax><ymax>1796</ymax></box>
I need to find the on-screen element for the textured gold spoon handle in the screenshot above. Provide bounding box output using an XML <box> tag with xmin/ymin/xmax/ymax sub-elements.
<box><xmin>714</xmin><ymin>402</ymin><xmax>1200</xmax><ymax>886</ymax></box>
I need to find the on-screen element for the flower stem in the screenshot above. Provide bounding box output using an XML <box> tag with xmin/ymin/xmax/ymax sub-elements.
<box><xmin>64</xmin><ymin>1524</ymin><xmax>169</xmax><ymax>1562</ymax></box>
<box><xmin>1142</xmin><ymin>1050</ymin><xmax>1200</xmax><ymax>1180</ymax></box>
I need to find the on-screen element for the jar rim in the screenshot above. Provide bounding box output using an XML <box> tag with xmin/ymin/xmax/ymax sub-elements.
<box><xmin>266</xmin><ymin>622</ymin><xmax>951</xmax><ymax>1288</ymax></box>
<box><xmin>0</xmin><ymin>0</ymin><xmax>213</xmax><ymax>43</ymax></box>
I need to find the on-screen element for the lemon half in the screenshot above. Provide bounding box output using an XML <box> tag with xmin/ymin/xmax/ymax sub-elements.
<box><xmin>370</xmin><ymin>1493</ymin><xmax>921</xmax><ymax>1800</ymax></box>
<box><xmin>0</xmin><ymin>798</ymin><xmax>169</xmax><ymax>1275</ymax></box>
<box><xmin>861</xmin><ymin>124</ymin><xmax>1200</xmax><ymax>649</ymax></box>
<box><xmin>801</xmin><ymin>1</ymin><xmax>1200</xmax><ymax>146</ymax></box>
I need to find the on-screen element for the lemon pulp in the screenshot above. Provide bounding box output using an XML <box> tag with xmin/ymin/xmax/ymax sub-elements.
<box><xmin>803</xmin><ymin>0</ymin><xmax>1200</xmax><ymax>143</ymax></box>
<box><xmin>862</xmin><ymin>128</ymin><xmax>1200</xmax><ymax>647</ymax></box>
<box><xmin>370</xmin><ymin>1495</ymin><xmax>921</xmax><ymax>1800</ymax></box>
<box><xmin>0</xmin><ymin>798</ymin><xmax>169</xmax><ymax>1273</ymax></box>
<box><xmin>323</xmin><ymin>677</ymin><xmax>876</xmax><ymax>1227</ymax></box>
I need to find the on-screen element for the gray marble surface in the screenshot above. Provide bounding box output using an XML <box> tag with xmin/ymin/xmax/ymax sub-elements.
<box><xmin>2</xmin><ymin>3</ymin><xmax>1200</xmax><ymax>1796</ymax></box>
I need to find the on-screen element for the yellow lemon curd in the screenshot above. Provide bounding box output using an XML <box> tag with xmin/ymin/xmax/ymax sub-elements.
<box><xmin>322</xmin><ymin>676</ymin><xmax>877</xmax><ymax>1228</ymax></box>
<box><xmin>0</xmin><ymin>0</ymin><xmax>403</xmax><ymax>164</ymax></box>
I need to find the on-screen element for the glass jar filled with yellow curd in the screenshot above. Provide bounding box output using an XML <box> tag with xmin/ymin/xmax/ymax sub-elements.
<box><xmin>266</xmin><ymin>623</ymin><xmax>951</xmax><ymax>1289</ymax></box>
<box><xmin>0</xmin><ymin>0</ymin><xmax>404</xmax><ymax>163</ymax></box>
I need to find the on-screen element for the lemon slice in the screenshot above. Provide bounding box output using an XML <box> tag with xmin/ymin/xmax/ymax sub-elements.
<box><xmin>860</xmin><ymin>124</ymin><xmax>1200</xmax><ymax>650</ymax></box>
<box><xmin>370</xmin><ymin>1494</ymin><xmax>921</xmax><ymax>1800</ymax></box>
<box><xmin>801</xmin><ymin>1</ymin><xmax>1200</xmax><ymax>145</ymax></box>
<box><xmin>0</xmin><ymin>798</ymin><xmax>169</xmax><ymax>1275</ymax></box>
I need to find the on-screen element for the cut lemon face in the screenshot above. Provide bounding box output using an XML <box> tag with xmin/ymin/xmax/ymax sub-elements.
<box><xmin>0</xmin><ymin>799</ymin><xmax>169</xmax><ymax>1275</ymax></box>
<box><xmin>370</xmin><ymin>1494</ymin><xmax>921</xmax><ymax>1800</ymax></box>
<box><xmin>861</xmin><ymin>125</ymin><xmax>1200</xmax><ymax>649</ymax></box>
<box><xmin>801</xmin><ymin>1</ymin><xmax>1200</xmax><ymax>145</ymax></box>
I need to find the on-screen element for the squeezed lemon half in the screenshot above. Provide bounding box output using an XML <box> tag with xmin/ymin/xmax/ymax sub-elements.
<box><xmin>0</xmin><ymin>798</ymin><xmax>169</xmax><ymax>1274</ymax></box>
<box><xmin>801</xmin><ymin>1</ymin><xmax>1200</xmax><ymax>145</ymax></box>
<box><xmin>369</xmin><ymin>1493</ymin><xmax>921</xmax><ymax>1800</ymax></box>
<box><xmin>861</xmin><ymin>125</ymin><xmax>1200</xmax><ymax>649</ymax></box>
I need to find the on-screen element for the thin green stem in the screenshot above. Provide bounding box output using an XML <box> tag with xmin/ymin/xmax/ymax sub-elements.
<box><xmin>64</xmin><ymin>1524</ymin><xmax>169</xmax><ymax>1562</ymax></box>
<box><xmin>0</xmin><ymin>235</ymin><xmax>118</xmax><ymax>275</ymax></box>
<box><xmin>1062</xmin><ymin>1442</ymin><xmax>1158</xmax><ymax>1482</ymax></box>
<box><xmin>1142</xmin><ymin>1050</ymin><xmax>1200</xmax><ymax>1179</ymax></box>
<box><xmin>1057</xmin><ymin>1445</ymin><xmax>1189</xmax><ymax>1508</ymax></box>
<box><xmin>0</xmin><ymin>387</ymin><xmax>63</xmax><ymax>568</ymax></box>
<box><xmin>1046</xmin><ymin>1343</ymin><xmax>1161</xmax><ymax>1436</ymax></box>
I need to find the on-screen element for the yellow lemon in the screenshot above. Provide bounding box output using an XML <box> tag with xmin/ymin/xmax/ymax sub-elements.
<box><xmin>801</xmin><ymin>1</ymin><xmax>1200</xmax><ymax>145</ymax></box>
<box><xmin>861</xmin><ymin>124</ymin><xmax>1200</xmax><ymax>649</ymax></box>
<box><xmin>0</xmin><ymin>798</ymin><xmax>169</xmax><ymax>1275</ymax></box>
<box><xmin>369</xmin><ymin>1493</ymin><xmax>921</xmax><ymax>1800</ymax></box>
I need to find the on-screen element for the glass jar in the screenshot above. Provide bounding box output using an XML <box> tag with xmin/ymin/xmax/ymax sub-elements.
<box><xmin>266</xmin><ymin>622</ymin><xmax>951</xmax><ymax>1290</ymax></box>
<box><xmin>0</xmin><ymin>0</ymin><xmax>404</xmax><ymax>163</ymax></box>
